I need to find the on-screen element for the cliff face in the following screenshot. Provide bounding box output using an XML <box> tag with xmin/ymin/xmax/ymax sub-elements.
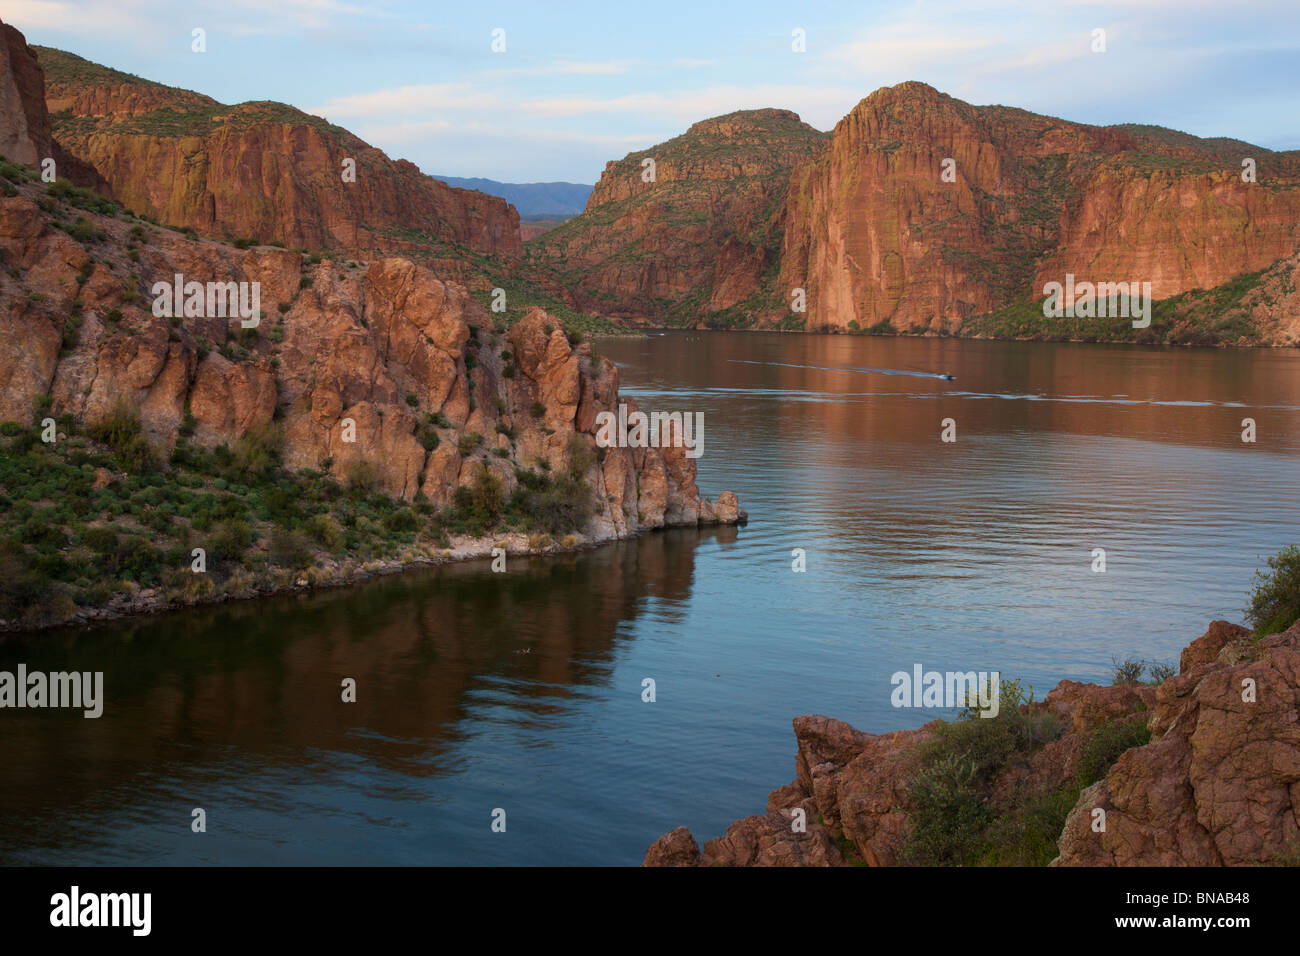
<box><xmin>0</xmin><ymin>21</ymin><xmax>53</xmax><ymax>166</ymax></box>
<box><xmin>524</xmin><ymin>109</ymin><xmax>828</xmax><ymax>325</ymax></box>
<box><xmin>523</xmin><ymin>81</ymin><xmax>1300</xmax><ymax>343</ymax></box>
<box><xmin>779</xmin><ymin>82</ymin><xmax>1300</xmax><ymax>335</ymax></box>
<box><xmin>34</xmin><ymin>47</ymin><xmax>522</xmax><ymax>262</ymax></box>
<box><xmin>0</xmin><ymin>177</ymin><xmax>736</xmax><ymax>533</ymax></box>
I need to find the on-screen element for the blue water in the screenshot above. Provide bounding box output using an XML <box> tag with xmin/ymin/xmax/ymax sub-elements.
<box><xmin>1</xmin><ymin>333</ymin><xmax>1297</xmax><ymax>864</ymax></box>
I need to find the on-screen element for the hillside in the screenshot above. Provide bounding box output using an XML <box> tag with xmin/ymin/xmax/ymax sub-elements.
<box><xmin>33</xmin><ymin>46</ymin><xmax>523</xmax><ymax>266</ymax></box>
<box><xmin>0</xmin><ymin>19</ymin><xmax>742</xmax><ymax>630</ymax></box>
<box><xmin>526</xmin><ymin>84</ymin><xmax>1300</xmax><ymax>344</ymax></box>
<box><xmin>523</xmin><ymin>108</ymin><xmax>829</xmax><ymax>326</ymax></box>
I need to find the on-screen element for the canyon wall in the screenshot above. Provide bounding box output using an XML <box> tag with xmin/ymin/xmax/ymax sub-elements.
<box><xmin>34</xmin><ymin>46</ymin><xmax>521</xmax><ymax>262</ymax></box>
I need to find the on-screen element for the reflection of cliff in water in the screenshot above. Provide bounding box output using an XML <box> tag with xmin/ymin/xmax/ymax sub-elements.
<box><xmin>0</xmin><ymin>525</ymin><xmax>736</xmax><ymax>857</ymax></box>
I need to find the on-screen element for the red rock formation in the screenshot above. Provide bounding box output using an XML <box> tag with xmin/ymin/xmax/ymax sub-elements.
<box><xmin>0</xmin><ymin>186</ymin><xmax>740</xmax><ymax>533</ymax></box>
<box><xmin>525</xmin><ymin>109</ymin><xmax>827</xmax><ymax>325</ymax></box>
<box><xmin>34</xmin><ymin>47</ymin><xmax>521</xmax><ymax>261</ymax></box>
<box><xmin>780</xmin><ymin>82</ymin><xmax>1300</xmax><ymax>335</ymax></box>
<box><xmin>0</xmin><ymin>19</ymin><xmax>53</xmax><ymax>166</ymax></box>
<box><xmin>646</xmin><ymin>619</ymin><xmax>1298</xmax><ymax>867</ymax></box>
<box><xmin>524</xmin><ymin>80</ymin><xmax>1300</xmax><ymax>342</ymax></box>
<box><xmin>0</xmin><ymin>19</ymin><xmax>739</xmax><ymax>534</ymax></box>
<box><xmin>1056</xmin><ymin>620</ymin><xmax>1300</xmax><ymax>866</ymax></box>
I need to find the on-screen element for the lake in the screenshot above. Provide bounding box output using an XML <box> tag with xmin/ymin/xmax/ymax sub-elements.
<box><xmin>2</xmin><ymin>332</ymin><xmax>1297</xmax><ymax>865</ymax></box>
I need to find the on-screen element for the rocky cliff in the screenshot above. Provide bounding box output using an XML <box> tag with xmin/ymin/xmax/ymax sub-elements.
<box><xmin>779</xmin><ymin>83</ymin><xmax>1300</xmax><ymax>336</ymax></box>
<box><xmin>0</xmin><ymin>175</ymin><xmax>737</xmax><ymax>527</ymax></box>
<box><xmin>0</xmin><ymin>20</ymin><xmax>53</xmax><ymax>167</ymax></box>
<box><xmin>524</xmin><ymin>109</ymin><xmax>828</xmax><ymax>325</ymax></box>
<box><xmin>645</xmin><ymin>619</ymin><xmax>1300</xmax><ymax>867</ymax></box>
<box><xmin>527</xmin><ymin>82</ymin><xmax>1300</xmax><ymax>344</ymax></box>
<box><xmin>32</xmin><ymin>45</ymin><xmax>522</xmax><ymax>263</ymax></box>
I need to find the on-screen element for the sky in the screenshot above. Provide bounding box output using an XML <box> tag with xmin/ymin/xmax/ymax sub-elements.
<box><xmin>3</xmin><ymin>0</ymin><xmax>1298</xmax><ymax>184</ymax></box>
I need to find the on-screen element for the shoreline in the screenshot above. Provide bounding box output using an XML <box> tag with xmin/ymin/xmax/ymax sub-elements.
<box><xmin>0</xmin><ymin>512</ymin><xmax>747</xmax><ymax>638</ymax></box>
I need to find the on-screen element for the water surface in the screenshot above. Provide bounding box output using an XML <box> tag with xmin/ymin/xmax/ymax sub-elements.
<box><xmin>2</xmin><ymin>333</ymin><xmax>1297</xmax><ymax>864</ymax></box>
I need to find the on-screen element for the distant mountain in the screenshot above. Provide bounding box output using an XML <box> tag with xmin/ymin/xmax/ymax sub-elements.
<box><xmin>433</xmin><ymin>176</ymin><xmax>593</xmax><ymax>217</ymax></box>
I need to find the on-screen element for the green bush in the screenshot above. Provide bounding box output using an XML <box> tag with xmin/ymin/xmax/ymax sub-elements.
<box><xmin>1246</xmin><ymin>545</ymin><xmax>1300</xmax><ymax>638</ymax></box>
<box><xmin>903</xmin><ymin>753</ymin><xmax>991</xmax><ymax>865</ymax></box>
<box><xmin>508</xmin><ymin>469</ymin><xmax>592</xmax><ymax>535</ymax></box>
<box><xmin>232</xmin><ymin>422</ymin><xmax>283</xmax><ymax>479</ymax></box>
<box><xmin>901</xmin><ymin>678</ymin><xmax>1061</xmax><ymax>866</ymax></box>
<box><xmin>82</xmin><ymin>527</ymin><xmax>118</xmax><ymax>553</ymax></box>
<box><xmin>305</xmin><ymin>514</ymin><xmax>344</xmax><ymax>552</ymax></box>
<box><xmin>1075</xmin><ymin>716</ymin><xmax>1151</xmax><ymax>787</ymax></box>
<box><xmin>85</xmin><ymin>404</ymin><xmax>156</xmax><ymax>473</ymax></box>
<box><xmin>344</xmin><ymin>459</ymin><xmax>380</xmax><ymax>496</ymax></box>
<box><xmin>211</xmin><ymin>519</ymin><xmax>255</xmax><ymax>562</ymax></box>
<box><xmin>269</xmin><ymin>528</ymin><xmax>310</xmax><ymax>569</ymax></box>
<box><xmin>567</xmin><ymin>434</ymin><xmax>594</xmax><ymax>479</ymax></box>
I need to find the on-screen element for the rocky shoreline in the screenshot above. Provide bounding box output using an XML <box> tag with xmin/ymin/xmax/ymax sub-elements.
<box><xmin>646</xmin><ymin>618</ymin><xmax>1300</xmax><ymax>866</ymax></box>
<box><xmin>0</xmin><ymin>495</ymin><xmax>746</xmax><ymax>636</ymax></box>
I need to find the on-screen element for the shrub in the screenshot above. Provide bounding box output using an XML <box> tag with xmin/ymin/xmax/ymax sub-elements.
<box><xmin>509</xmin><ymin>469</ymin><xmax>592</xmax><ymax>535</ymax></box>
<box><xmin>903</xmin><ymin>753</ymin><xmax>990</xmax><ymax>865</ymax></box>
<box><xmin>457</xmin><ymin>432</ymin><xmax>482</xmax><ymax>456</ymax></box>
<box><xmin>86</xmin><ymin>403</ymin><xmax>156</xmax><ymax>473</ymax></box>
<box><xmin>1111</xmin><ymin>658</ymin><xmax>1145</xmax><ymax>685</ymax></box>
<box><xmin>305</xmin><ymin>514</ymin><xmax>344</xmax><ymax>552</ymax></box>
<box><xmin>211</xmin><ymin>519</ymin><xmax>255</xmax><ymax>561</ymax></box>
<box><xmin>901</xmin><ymin>678</ymin><xmax>1062</xmax><ymax>866</ymax></box>
<box><xmin>269</xmin><ymin>528</ymin><xmax>311</xmax><ymax>569</ymax></box>
<box><xmin>81</xmin><ymin>528</ymin><xmax>118</xmax><ymax>556</ymax></box>
<box><xmin>232</xmin><ymin>422</ymin><xmax>283</xmax><ymax>479</ymax></box>
<box><xmin>1246</xmin><ymin>545</ymin><xmax>1300</xmax><ymax>638</ymax></box>
<box><xmin>382</xmin><ymin>508</ymin><xmax>418</xmax><ymax>533</ymax></box>
<box><xmin>449</xmin><ymin>464</ymin><xmax>505</xmax><ymax>535</ymax></box>
<box><xmin>567</xmin><ymin>434</ymin><xmax>594</xmax><ymax>479</ymax></box>
<box><xmin>345</xmin><ymin>459</ymin><xmax>380</xmax><ymax>495</ymax></box>
<box><xmin>1075</xmin><ymin>716</ymin><xmax>1152</xmax><ymax>787</ymax></box>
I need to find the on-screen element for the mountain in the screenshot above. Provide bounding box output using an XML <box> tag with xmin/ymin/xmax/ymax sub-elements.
<box><xmin>32</xmin><ymin>46</ymin><xmax>521</xmax><ymax>264</ymax></box>
<box><xmin>0</xmin><ymin>16</ymin><xmax>741</xmax><ymax>628</ymax></box>
<box><xmin>433</xmin><ymin>176</ymin><xmax>592</xmax><ymax>218</ymax></box>
<box><xmin>523</xmin><ymin>108</ymin><xmax>829</xmax><ymax>325</ymax></box>
<box><xmin>779</xmin><ymin>83</ymin><xmax>1300</xmax><ymax>341</ymax></box>
<box><xmin>525</xmin><ymin>84</ymin><xmax>1300</xmax><ymax>345</ymax></box>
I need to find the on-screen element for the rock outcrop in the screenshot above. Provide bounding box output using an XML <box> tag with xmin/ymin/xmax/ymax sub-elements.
<box><xmin>646</xmin><ymin>619</ymin><xmax>1300</xmax><ymax>866</ymax></box>
<box><xmin>0</xmin><ymin>19</ymin><xmax>53</xmax><ymax>166</ymax></box>
<box><xmin>1055</xmin><ymin>620</ymin><xmax>1300</xmax><ymax>866</ymax></box>
<box><xmin>0</xmin><ymin>16</ymin><xmax>740</xmax><ymax>546</ymax></box>
<box><xmin>0</xmin><ymin>179</ymin><xmax>739</xmax><ymax>530</ymax></box>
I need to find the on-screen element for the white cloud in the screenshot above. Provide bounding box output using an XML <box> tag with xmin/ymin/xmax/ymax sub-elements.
<box><xmin>308</xmin><ymin>83</ymin><xmax>502</xmax><ymax>117</ymax></box>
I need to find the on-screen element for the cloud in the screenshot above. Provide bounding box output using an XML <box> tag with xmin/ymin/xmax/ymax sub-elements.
<box><xmin>308</xmin><ymin>83</ymin><xmax>502</xmax><ymax>118</ymax></box>
<box><xmin>0</xmin><ymin>0</ymin><xmax>396</xmax><ymax>37</ymax></box>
